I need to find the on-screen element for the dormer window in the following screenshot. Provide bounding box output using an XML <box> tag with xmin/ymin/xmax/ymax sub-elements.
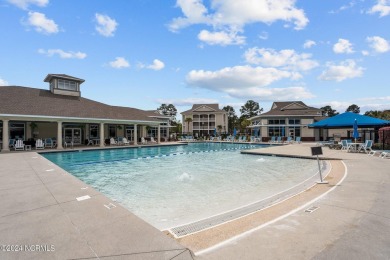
<box><xmin>44</xmin><ymin>74</ymin><xmax>85</xmax><ymax>97</ymax></box>
<box><xmin>58</xmin><ymin>79</ymin><xmax>77</xmax><ymax>91</ymax></box>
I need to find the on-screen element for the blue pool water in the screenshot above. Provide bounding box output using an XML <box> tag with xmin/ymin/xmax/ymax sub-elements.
<box><xmin>42</xmin><ymin>143</ymin><xmax>319</xmax><ymax>229</ymax></box>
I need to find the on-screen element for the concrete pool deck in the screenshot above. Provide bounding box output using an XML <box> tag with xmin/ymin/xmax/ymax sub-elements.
<box><xmin>0</xmin><ymin>151</ymin><xmax>193</xmax><ymax>259</ymax></box>
<box><xmin>196</xmin><ymin>143</ymin><xmax>390</xmax><ymax>259</ymax></box>
<box><xmin>0</xmin><ymin>142</ymin><xmax>389</xmax><ymax>259</ymax></box>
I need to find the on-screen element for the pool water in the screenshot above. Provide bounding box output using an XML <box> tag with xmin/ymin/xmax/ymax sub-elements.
<box><xmin>42</xmin><ymin>143</ymin><xmax>318</xmax><ymax>230</ymax></box>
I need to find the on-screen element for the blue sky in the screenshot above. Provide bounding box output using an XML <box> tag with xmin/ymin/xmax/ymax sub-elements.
<box><xmin>1</xmin><ymin>0</ymin><xmax>389</xmax><ymax>119</ymax></box>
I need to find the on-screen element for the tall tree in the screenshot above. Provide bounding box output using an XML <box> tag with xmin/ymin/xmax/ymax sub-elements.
<box><xmin>364</xmin><ymin>110</ymin><xmax>390</xmax><ymax>120</ymax></box>
<box><xmin>320</xmin><ymin>105</ymin><xmax>339</xmax><ymax>117</ymax></box>
<box><xmin>240</xmin><ymin>100</ymin><xmax>263</xmax><ymax>120</ymax></box>
<box><xmin>346</xmin><ymin>104</ymin><xmax>360</xmax><ymax>114</ymax></box>
<box><xmin>157</xmin><ymin>104</ymin><xmax>177</xmax><ymax>118</ymax></box>
<box><xmin>222</xmin><ymin>105</ymin><xmax>238</xmax><ymax>133</ymax></box>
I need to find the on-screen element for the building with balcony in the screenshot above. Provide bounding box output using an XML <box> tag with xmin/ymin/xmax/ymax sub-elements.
<box><xmin>181</xmin><ymin>104</ymin><xmax>228</xmax><ymax>137</ymax></box>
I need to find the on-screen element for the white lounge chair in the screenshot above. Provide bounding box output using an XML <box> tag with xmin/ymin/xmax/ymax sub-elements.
<box><xmin>122</xmin><ymin>137</ymin><xmax>130</xmax><ymax>145</ymax></box>
<box><xmin>141</xmin><ymin>137</ymin><xmax>147</xmax><ymax>144</ymax></box>
<box><xmin>110</xmin><ymin>138</ymin><xmax>117</xmax><ymax>145</ymax></box>
<box><xmin>150</xmin><ymin>137</ymin><xmax>157</xmax><ymax>143</ymax></box>
<box><xmin>14</xmin><ymin>140</ymin><xmax>25</xmax><ymax>151</ymax></box>
<box><xmin>36</xmin><ymin>139</ymin><xmax>45</xmax><ymax>149</ymax></box>
<box><xmin>358</xmin><ymin>140</ymin><xmax>373</xmax><ymax>154</ymax></box>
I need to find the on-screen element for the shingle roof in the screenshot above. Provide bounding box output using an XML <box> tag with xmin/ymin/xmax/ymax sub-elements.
<box><xmin>181</xmin><ymin>104</ymin><xmax>225</xmax><ymax>114</ymax></box>
<box><xmin>0</xmin><ymin>86</ymin><xmax>159</xmax><ymax>122</ymax></box>
<box><xmin>257</xmin><ymin>101</ymin><xmax>322</xmax><ymax>117</ymax></box>
<box><xmin>43</xmin><ymin>74</ymin><xmax>85</xmax><ymax>83</ymax></box>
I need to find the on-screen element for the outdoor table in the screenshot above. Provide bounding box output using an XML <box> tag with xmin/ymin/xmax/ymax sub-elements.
<box><xmin>347</xmin><ymin>143</ymin><xmax>363</xmax><ymax>153</ymax></box>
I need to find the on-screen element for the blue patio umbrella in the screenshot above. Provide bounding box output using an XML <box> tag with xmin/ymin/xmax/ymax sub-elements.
<box><xmin>233</xmin><ymin>128</ymin><xmax>237</xmax><ymax>137</ymax></box>
<box><xmin>281</xmin><ymin>127</ymin><xmax>285</xmax><ymax>137</ymax></box>
<box><xmin>254</xmin><ymin>127</ymin><xmax>259</xmax><ymax>137</ymax></box>
<box><xmin>214</xmin><ymin>128</ymin><xmax>217</xmax><ymax>136</ymax></box>
<box><xmin>353</xmin><ymin>119</ymin><xmax>359</xmax><ymax>141</ymax></box>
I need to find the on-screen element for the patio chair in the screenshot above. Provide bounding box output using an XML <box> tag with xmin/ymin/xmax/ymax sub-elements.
<box><xmin>284</xmin><ymin>136</ymin><xmax>293</xmax><ymax>144</ymax></box>
<box><xmin>35</xmin><ymin>139</ymin><xmax>45</xmax><ymax>149</ymax></box>
<box><xmin>9</xmin><ymin>139</ymin><xmax>15</xmax><ymax>149</ymax></box>
<box><xmin>14</xmin><ymin>139</ymin><xmax>25</xmax><ymax>151</ymax></box>
<box><xmin>379</xmin><ymin>151</ymin><xmax>389</xmax><ymax>159</ymax></box>
<box><xmin>44</xmin><ymin>138</ymin><xmax>55</xmax><ymax>148</ymax></box>
<box><xmin>275</xmin><ymin>136</ymin><xmax>282</xmax><ymax>143</ymax></box>
<box><xmin>141</xmin><ymin>137</ymin><xmax>148</xmax><ymax>144</ymax></box>
<box><xmin>150</xmin><ymin>137</ymin><xmax>157</xmax><ymax>143</ymax></box>
<box><xmin>110</xmin><ymin>137</ymin><xmax>117</xmax><ymax>145</ymax></box>
<box><xmin>294</xmin><ymin>136</ymin><xmax>301</xmax><ymax>144</ymax></box>
<box><xmin>358</xmin><ymin>140</ymin><xmax>373</xmax><ymax>154</ymax></box>
<box><xmin>122</xmin><ymin>137</ymin><xmax>130</xmax><ymax>145</ymax></box>
<box><xmin>341</xmin><ymin>140</ymin><xmax>349</xmax><ymax>151</ymax></box>
<box><xmin>268</xmin><ymin>136</ymin><xmax>276</xmax><ymax>143</ymax></box>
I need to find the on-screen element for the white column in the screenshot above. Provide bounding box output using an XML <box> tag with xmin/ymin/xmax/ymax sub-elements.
<box><xmin>1</xmin><ymin>119</ymin><xmax>10</xmax><ymax>152</ymax></box>
<box><xmin>133</xmin><ymin>124</ymin><xmax>138</xmax><ymax>145</ymax></box>
<box><xmin>56</xmin><ymin>121</ymin><xmax>63</xmax><ymax>149</ymax></box>
<box><xmin>157</xmin><ymin>125</ymin><xmax>161</xmax><ymax>144</ymax></box>
<box><xmin>100</xmin><ymin>123</ymin><xmax>105</xmax><ymax>147</ymax></box>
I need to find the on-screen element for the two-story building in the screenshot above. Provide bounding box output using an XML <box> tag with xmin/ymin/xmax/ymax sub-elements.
<box><xmin>181</xmin><ymin>104</ymin><xmax>228</xmax><ymax>137</ymax></box>
<box><xmin>249</xmin><ymin>101</ymin><xmax>324</xmax><ymax>141</ymax></box>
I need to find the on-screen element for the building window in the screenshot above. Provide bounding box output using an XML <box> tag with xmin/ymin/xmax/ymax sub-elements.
<box><xmin>288</xmin><ymin>119</ymin><xmax>301</xmax><ymax>125</ymax></box>
<box><xmin>10</xmin><ymin>122</ymin><xmax>25</xmax><ymax>140</ymax></box>
<box><xmin>58</xmin><ymin>79</ymin><xmax>77</xmax><ymax>91</ymax></box>
<box><xmin>89</xmin><ymin>125</ymin><xmax>99</xmax><ymax>139</ymax></box>
<box><xmin>108</xmin><ymin>125</ymin><xmax>116</xmax><ymax>138</ymax></box>
<box><xmin>268</xmin><ymin>126</ymin><xmax>286</xmax><ymax>137</ymax></box>
<box><xmin>148</xmin><ymin>127</ymin><xmax>167</xmax><ymax>138</ymax></box>
<box><xmin>268</xmin><ymin>119</ymin><xmax>285</xmax><ymax>125</ymax></box>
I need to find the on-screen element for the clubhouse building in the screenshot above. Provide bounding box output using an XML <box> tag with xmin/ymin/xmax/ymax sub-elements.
<box><xmin>0</xmin><ymin>74</ymin><xmax>171</xmax><ymax>152</ymax></box>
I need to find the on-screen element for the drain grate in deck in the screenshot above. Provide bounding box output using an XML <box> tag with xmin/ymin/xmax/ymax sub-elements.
<box><xmin>169</xmin><ymin>161</ymin><xmax>330</xmax><ymax>238</ymax></box>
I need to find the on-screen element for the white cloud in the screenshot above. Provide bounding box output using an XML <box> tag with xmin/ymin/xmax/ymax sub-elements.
<box><xmin>7</xmin><ymin>0</ymin><xmax>48</xmax><ymax>10</ymax></box>
<box><xmin>169</xmin><ymin>0</ymin><xmax>309</xmax><ymax>45</ymax></box>
<box><xmin>318</xmin><ymin>59</ymin><xmax>364</xmax><ymax>82</ymax></box>
<box><xmin>38</xmin><ymin>49</ymin><xmax>86</xmax><ymax>59</ymax></box>
<box><xmin>359</xmin><ymin>96</ymin><xmax>390</xmax><ymax>102</ymax></box>
<box><xmin>109</xmin><ymin>57</ymin><xmax>130</xmax><ymax>69</ymax></box>
<box><xmin>303</xmin><ymin>40</ymin><xmax>316</xmax><ymax>49</ymax></box>
<box><xmin>138</xmin><ymin>59</ymin><xmax>165</xmax><ymax>71</ymax></box>
<box><xmin>95</xmin><ymin>13</ymin><xmax>118</xmax><ymax>37</ymax></box>
<box><xmin>185</xmin><ymin>65</ymin><xmax>313</xmax><ymax>101</ymax></box>
<box><xmin>244</xmin><ymin>48</ymin><xmax>319</xmax><ymax>71</ymax></box>
<box><xmin>366</xmin><ymin>36</ymin><xmax>390</xmax><ymax>53</ymax></box>
<box><xmin>0</xmin><ymin>77</ymin><xmax>9</xmax><ymax>86</ymax></box>
<box><xmin>226</xmin><ymin>86</ymin><xmax>314</xmax><ymax>101</ymax></box>
<box><xmin>198</xmin><ymin>29</ymin><xmax>245</xmax><ymax>46</ymax></box>
<box><xmin>368</xmin><ymin>0</ymin><xmax>390</xmax><ymax>17</ymax></box>
<box><xmin>333</xmin><ymin>38</ymin><xmax>354</xmax><ymax>54</ymax></box>
<box><xmin>156</xmin><ymin>97</ymin><xmax>219</xmax><ymax>106</ymax></box>
<box><xmin>27</xmin><ymin>11</ymin><xmax>58</xmax><ymax>34</ymax></box>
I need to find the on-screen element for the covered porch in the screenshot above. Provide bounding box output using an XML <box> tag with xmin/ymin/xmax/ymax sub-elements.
<box><xmin>1</xmin><ymin>116</ymin><xmax>165</xmax><ymax>152</ymax></box>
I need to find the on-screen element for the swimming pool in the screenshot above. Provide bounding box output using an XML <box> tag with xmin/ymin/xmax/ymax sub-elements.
<box><xmin>42</xmin><ymin>143</ymin><xmax>319</xmax><ymax>230</ymax></box>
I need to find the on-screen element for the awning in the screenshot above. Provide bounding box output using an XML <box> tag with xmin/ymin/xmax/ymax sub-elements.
<box><xmin>308</xmin><ymin>112</ymin><xmax>390</xmax><ymax>129</ymax></box>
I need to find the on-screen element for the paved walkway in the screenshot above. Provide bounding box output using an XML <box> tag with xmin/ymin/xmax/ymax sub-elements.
<box><xmin>197</xmin><ymin>143</ymin><xmax>390</xmax><ymax>259</ymax></box>
<box><xmin>0</xmin><ymin>152</ymin><xmax>193</xmax><ymax>259</ymax></box>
